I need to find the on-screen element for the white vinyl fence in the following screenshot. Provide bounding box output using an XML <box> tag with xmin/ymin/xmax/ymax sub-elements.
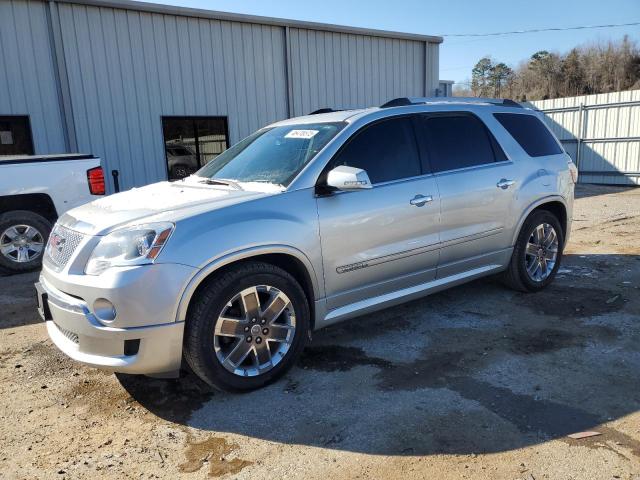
<box><xmin>529</xmin><ymin>90</ymin><xmax>640</xmax><ymax>185</ymax></box>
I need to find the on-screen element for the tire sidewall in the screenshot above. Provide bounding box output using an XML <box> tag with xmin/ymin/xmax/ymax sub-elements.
<box><xmin>0</xmin><ymin>211</ymin><xmax>52</xmax><ymax>274</ymax></box>
<box><xmin>515</xmin><ymin>211</ymin><xmax>564</xmax><ymax>292</ymax></box>
<box><xmin>186</xmin><ymin>266</ymin><xmax>309</xmax><ymax>392</ymax></box>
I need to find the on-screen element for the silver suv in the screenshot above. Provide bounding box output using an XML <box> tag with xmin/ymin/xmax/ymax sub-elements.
<box><xmin>36</xmin><ymin>98</ymin><xmax>577</xmax><ymax>391</ymax></box>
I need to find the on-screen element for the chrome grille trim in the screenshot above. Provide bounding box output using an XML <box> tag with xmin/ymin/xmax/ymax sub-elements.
<box><xmin>44</xmin><ymin>224</ymin><xmax>85</xmax><ymax>271</ymax></box>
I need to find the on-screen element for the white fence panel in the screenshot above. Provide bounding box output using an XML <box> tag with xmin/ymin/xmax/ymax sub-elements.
<box><xmin>530</xmin><ymin>90</ymin><xmax>640</xmax><ymax>186</ymax></box>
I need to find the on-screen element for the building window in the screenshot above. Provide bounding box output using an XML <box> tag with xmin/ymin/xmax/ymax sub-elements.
<box><xmin>162</xmin><ymin>116</ymin><xmax>229</xmax><ymax>180</ymax></box>
<box><xmin>0</xmin><ymin>116</ymin><xmax>34</xmax><ymax>156</ymax></box>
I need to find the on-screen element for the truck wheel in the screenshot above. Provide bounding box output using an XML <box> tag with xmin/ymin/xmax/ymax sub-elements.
<box><xmin>0</xmin><ymin>210</ymin><xmax>51</xmax><ymax>275</ymax></box>
<box><xmin>183</xmin><ymin>262</ymin><xmax>310</xmax><ymax>392</ymax></box>
<box><xmin>502</xmin><ymin>210</ymin><xmax>564</xmax><ymax>293</ymax></box>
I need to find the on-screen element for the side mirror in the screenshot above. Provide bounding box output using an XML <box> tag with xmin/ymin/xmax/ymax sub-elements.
<box><xmin>326</xmin><ymin>165</ymin><xmax>372</xmax><ymax>191</ymax></box>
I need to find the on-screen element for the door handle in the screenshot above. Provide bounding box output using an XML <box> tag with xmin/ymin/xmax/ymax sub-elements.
<box><xmin>409</xmin><ymin>194</ymin><xmax>433</xmax><ymax>207</ymax></box>
<box><xmin>496</xmin><ymin>178</ymin><xmax>515</xmax><ymax>190</ymax></box>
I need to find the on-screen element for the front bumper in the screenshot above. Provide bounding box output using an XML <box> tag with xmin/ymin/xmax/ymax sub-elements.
<box><xmin>36</xmin><ymin>264</ymin><xmax>194</xmax><ymax>375</ymax></box>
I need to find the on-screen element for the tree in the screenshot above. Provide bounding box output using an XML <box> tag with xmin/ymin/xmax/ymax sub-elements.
<box><xmin>528</xmin><ymin>50</ymin><xmax>562</xmax><ymax>99</ymax></box>
<box><xmin>463</xmin><ymin>36</ymin><xmax>640</xmax><ymax>101</ymax></box>
<box><xmin>560</xmin><ymin>48</ymin><xmax>584</xmax><ymax>97</ymax></box>
<box><xmin>489</xmin><ymin>63</ymin><xmax>513</xmax><ymax>97</ymax></box>
<box><xmin>471</xmin><ymin>57</ymin><xmax>493</xmax><ymax>97</ymax></box>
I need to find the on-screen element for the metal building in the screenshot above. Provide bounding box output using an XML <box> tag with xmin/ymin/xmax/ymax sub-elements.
<box><xmin>0</xmin><ymin>0</ymin><xmax>442</xmax><ymax>192</ymax></box>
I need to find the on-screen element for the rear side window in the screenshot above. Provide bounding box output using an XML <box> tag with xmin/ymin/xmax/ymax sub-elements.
<box><xmin>420</xmin><ymin>114</ymin><xmax>501</xmax><ymax>173</ymax></box>
<box><xmin>494</xmin><ymin>113</ymin><xmax>562</xmax><ymax>157</ymax></box>
<box><xmin>331</xmin><ymin>117</ymin><xmax>420</xmax><ymax>184</ymax></box>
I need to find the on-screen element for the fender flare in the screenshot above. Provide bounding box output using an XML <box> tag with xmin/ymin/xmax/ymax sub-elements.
<box><xmin>175</xmin><ymin>244</ymin><xmax>321</xmax><ymax>322</ymax></box>
<box><xmin>511</xmin><ymin>195</ymin><xmax>569</xmax><ymax>247</ymax></box>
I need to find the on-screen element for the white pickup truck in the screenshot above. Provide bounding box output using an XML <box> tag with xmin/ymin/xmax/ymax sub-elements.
<box><xmin>0</xmin><ymin>154</ymin><xmax>104</xmax><ymax>274</ymax></box>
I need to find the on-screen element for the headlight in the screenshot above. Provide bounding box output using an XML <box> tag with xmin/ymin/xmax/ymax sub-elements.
<box><xmin>85</xmin><ymin>222</ymin><xmax>174</xmax><ymax>275</ymax></box>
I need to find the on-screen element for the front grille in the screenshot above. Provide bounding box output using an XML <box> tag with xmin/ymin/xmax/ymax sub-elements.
<box><xmin>54</xmin><ymin>322</ymin><xmax>79</xmax><ymax>344</ymax></box>
<box><xmin>45</xmin><ymin>224</ymin><xmax>85</xmax><ymax>271</ymax></box>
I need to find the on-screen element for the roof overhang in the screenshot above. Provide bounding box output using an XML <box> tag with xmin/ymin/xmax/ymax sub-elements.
<box><xmin>50</xmin><ymin>0</ymin><xmax>444</xmax><ymax>44</ymax></box>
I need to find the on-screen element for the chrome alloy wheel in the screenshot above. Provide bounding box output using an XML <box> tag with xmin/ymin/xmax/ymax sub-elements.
<box><xmin>524</xmin><ymin>223</ymin><xmax>559</xmax><ymax>282</ymax></box>
<box><xmin>0</xmin><ymin>224</ymin><xmax>45</xmax><ymax>263</ymax></box>
<box><xmin>214</xmin><ymin>285</ymin><xmax>296</xmax><ymax>377</ymax></box>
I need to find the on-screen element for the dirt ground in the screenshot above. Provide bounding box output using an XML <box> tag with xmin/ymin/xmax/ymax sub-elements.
<box><xmin>1</xmin><ymin>184</ymin><xmax>640</xmax><ymax>480</ymax></box>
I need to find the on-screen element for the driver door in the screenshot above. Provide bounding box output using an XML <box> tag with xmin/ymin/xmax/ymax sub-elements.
<box><xmin>316</xmin><ymin>116</ymin><xmax>441</xmax><ymax>311</ymax></box>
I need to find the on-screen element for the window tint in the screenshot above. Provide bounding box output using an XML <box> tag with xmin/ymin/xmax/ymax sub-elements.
<box><xmin>421</xmin><ymin>114</ymin><xmax>498</xmax><ymax>173</ymax></box>
<box><xmin>331</xmin><ymin>117</ymin><xmax>421</xmax><ymax>184</ymax></box>
<box><xmin>494</xmin><ymin>113</ymin><xmax>563</xmax><ymax>157</ymax></box>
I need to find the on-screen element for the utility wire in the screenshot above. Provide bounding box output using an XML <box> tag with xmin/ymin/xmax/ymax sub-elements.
<box><xmin>440</xmin><ymin>21</ymin><xmax>640</xmax><ymax>37</ymax></box>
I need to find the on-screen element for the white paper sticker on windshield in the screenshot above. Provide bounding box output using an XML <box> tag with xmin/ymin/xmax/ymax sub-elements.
<box><xmin>285</xmin><ymin>129</ymin><xmax>319</xmax><ymax>139</ymax></box>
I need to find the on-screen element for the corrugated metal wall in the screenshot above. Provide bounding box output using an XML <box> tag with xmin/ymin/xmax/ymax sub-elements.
<box><xmin>0</xmin><ymin>0</ymin><xmax>67</xmax><ymax>154</ymax></box>
<box><xmin>531</xmin><ymin>90</ymin><xmax>640</xmax><ymax>186</ymax></box>
<box><xmin>287</xmin><ymin>29</ymin><xmax>429</xmax><ymax>116</ymax></box>
<box><xmin>57</xmin><ymin>2</ymin><xmax>289</xmax><ymax>191</ymax></box>
<box><xmin>1</xmin><ymin>0</ymin><xmax>441</xmax><ymax>192</ymax></box>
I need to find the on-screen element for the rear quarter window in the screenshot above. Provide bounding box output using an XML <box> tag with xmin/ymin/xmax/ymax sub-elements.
<box><xmin>494</xmin><ymin>113</ymin><xmax>563</xmax><ymax>157</ymax></box>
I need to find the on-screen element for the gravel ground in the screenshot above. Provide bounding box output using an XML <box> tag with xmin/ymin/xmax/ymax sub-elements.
<box><xmin>1</xmin><ymin>184</ymin><xmax>639</xmax><ymax>480</ymax></box>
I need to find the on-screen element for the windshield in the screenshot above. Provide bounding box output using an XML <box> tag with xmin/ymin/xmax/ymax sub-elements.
<box><xmin>195</xmin><ymin>122</ymin><xmax>345</xmax><ymax>187</ymax></box>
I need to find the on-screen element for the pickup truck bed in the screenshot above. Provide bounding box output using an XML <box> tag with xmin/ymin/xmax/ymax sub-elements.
<box><xmin>0</xmin><ymin>154</ymin><xmax>104</xmax><ymax>274</ymax></box>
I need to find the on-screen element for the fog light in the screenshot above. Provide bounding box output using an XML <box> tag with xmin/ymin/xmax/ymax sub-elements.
<box><xmin>93</xmin><ymin>298</ymin><xmax>116</xmax><ymax>321</ymax></box>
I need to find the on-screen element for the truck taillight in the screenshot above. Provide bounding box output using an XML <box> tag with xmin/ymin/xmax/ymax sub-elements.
<box><xmin>87</xmin><ymin>167</ymin><xmax>106</xmax><ymax>195</ymax></box>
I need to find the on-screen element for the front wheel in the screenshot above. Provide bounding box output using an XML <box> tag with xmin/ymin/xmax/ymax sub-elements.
<box><xmin>502</xmin><ymin>210</ymin><xmax>564</xmax><ymax>292</ymax></box>
<box><xmin>183</xmin><ymin>262</ymin><xmax>310</xmax><ymax>392</ymax></box>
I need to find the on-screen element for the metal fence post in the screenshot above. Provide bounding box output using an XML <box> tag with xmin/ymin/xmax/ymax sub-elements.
<box><xmin>576</xmin><ymin>102</ymin><xmax>584</xmax><ymax>170</ymax></box>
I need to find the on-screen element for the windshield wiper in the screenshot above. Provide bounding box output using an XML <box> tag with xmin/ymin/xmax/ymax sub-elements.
<box><xmin>198</xmin><ymin>178</ymin><xmax>243</xmax><ymax>190</ymax></box>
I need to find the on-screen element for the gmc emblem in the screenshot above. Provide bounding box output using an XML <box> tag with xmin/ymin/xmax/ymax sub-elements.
<box><xmin>49</xmin><ymin>232</ymin><xmax>66</xmax><ymax>253</ymax></box>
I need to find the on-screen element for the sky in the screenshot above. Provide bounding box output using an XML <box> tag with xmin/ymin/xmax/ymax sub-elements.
<box><xmin>142</xmin><ymin>0</ymin><xmax>640</xmax><ymax>88</ymax></box>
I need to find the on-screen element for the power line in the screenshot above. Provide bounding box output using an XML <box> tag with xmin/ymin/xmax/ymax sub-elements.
<box><xmin>440</xmin><ymin>21</ymin><xmax>640</xmax><ymax>37</ymax></box>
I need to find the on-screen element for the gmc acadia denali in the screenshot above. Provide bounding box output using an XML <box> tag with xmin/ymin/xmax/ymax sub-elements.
<box><xmin>35</xmin><ymin>98</ymin><xmax>577</xmax><ymax>391</ymax></box>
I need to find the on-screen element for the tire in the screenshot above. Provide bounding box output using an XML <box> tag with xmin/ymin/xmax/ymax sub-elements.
<box><xmin>502</xmin><ymin>210</ymin><xmax>564</xmax><ymax>293</ymax></box>
<box><xmin>0</xmin><ymin>210</ymin><xmax>52</xmax><ymax>275</ymax></box>
<box><xmin>183</xmin><ymin>261</ymin><xmax>310</xmax><ymax>392</ymax></box>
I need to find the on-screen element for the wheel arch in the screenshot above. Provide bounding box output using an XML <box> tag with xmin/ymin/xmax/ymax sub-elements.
<box><xmin>176</xmin><ymin>245</ymin><xmax>320</xmax><ymax>329</ymax></box>
<box><xmin>512</xmin><ymin>196</ymin><xmax>568</xmax><ymax>247</ymax></box>
<box><xmin>0</xmin><ymin>193</ymin><xmax>58</xmax><ymax>223</ymax></box>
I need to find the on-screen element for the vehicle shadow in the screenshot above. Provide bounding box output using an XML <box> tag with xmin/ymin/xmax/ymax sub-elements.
<box><xmin>118</xmin><ymin>252</ymin><xmax>640</xmax><ymax>456</ymax></box>
<box><xmin>0</xmin><ymin>270</ymin><xmax>40</xmax><ymax>329</ymax></box>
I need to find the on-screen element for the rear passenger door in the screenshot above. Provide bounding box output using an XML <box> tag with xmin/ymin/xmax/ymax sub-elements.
<box><xmin>317</xmin><ymin>115</ymin><xmax>441</xmax><ymax>311</ymax></box>
<box><xmin>417</xmin><ymin>112</ymin><xmax>517</xmax><ymax>278</ymax></box>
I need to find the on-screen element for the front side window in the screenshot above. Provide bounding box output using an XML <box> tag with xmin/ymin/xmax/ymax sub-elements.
<box><xmin>330</xmin><ymin>117</ymin><xmax>421</xmax><ymax>184</ymax></box>
<box><xmin>197</xmin><ymin>122</ymin><xmax>345</xmax><ymax>188</ymax></box>
<box><xmin>494</xmin><ymin>113</ymin><xmax>563</xmax><ymax>157</ymax></box>
<box><xmin>420</xmin><ymin>114</ymin><xmax>500</xmax><ymax>173</ymax></box>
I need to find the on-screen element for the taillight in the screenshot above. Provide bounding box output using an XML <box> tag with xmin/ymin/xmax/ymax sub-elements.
<box><xmin>87</xmin><ymin>167</ymin><xmax>106</xmax><ymax>195</ymax></box>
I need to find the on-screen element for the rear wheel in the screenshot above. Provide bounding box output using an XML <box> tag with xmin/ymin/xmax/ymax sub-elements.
<box><xmin>0</xmin><ymin>210</ymin><xmax>51</xmax><ymax>275</ymax></box>
<box><xmin>502</xmin><ymin>210</ymin><xmax>564</xmax><ymax>292</ymax></box>
<box><xmin>183</xmin><ymin>262</ymin><xmax>310</xmax><ymax>392</ymax></box>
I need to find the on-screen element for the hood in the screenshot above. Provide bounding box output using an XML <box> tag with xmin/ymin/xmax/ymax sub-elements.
<box><xmin>58</xmin><ymin>179</ymin><xmax>275</xmax><ymax>235</ymax></box>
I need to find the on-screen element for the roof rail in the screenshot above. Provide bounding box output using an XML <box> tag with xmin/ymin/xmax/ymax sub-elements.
<box><xmin>380</xmin><ymin>97</ymin><xmax>523</xmax><ymax>109</ymax></box>
<box><xmin>308</xmin><ymin>108</ymin><xmax>343</xmax><ymax>114</ymax></box>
